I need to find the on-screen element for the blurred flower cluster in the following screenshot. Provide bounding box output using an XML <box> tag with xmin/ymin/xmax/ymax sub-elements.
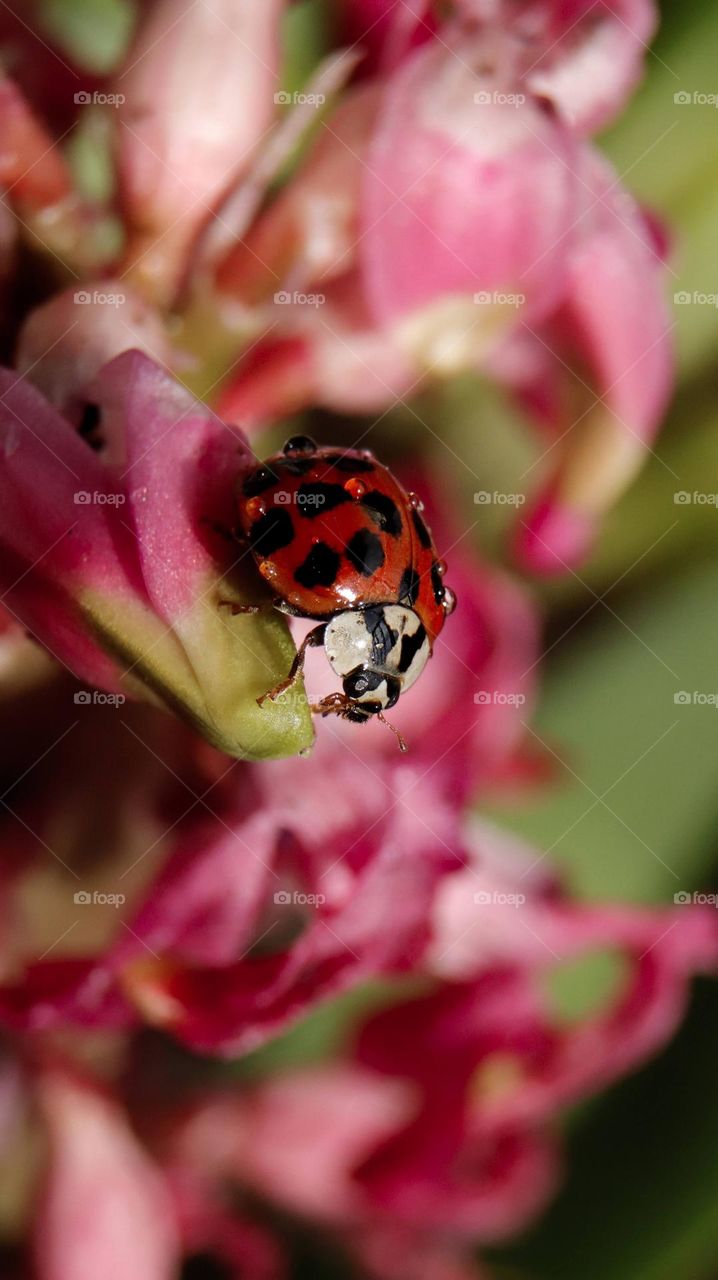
<box><xmin>0</xmin><ymin>1</ymin><xmax>711</xmax><ymax>1278</ymax></box>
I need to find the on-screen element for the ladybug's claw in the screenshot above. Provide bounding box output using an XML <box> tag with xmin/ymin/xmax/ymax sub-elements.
<box><xmin>311</xmin><ymin>694</ymin><xmax>408</xmax><ymax>753</ymax></box>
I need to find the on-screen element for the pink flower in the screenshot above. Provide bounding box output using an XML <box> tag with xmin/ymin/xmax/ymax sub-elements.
<box><xmin>212</xmin><ymin>18</ymin><xmax>672</xmax><ymax>570</ymax></box>
<box><xmin>115</xmin><ymin>0</ymin><xmax>286</xmax><ymax>303</ymax></box>
<box><xmin>0</xmin><ymin>350</ymin><xmax>311</xmax><ymax>758</ymax></box>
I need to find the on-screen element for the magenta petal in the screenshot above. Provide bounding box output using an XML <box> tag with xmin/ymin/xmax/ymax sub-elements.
<box><xmin>91</xmin><ymin>350</ymin><xmax>252</xmax><ymax>621</ymax></box>
<box><xmin>0</xmin><ymin>367</ymin><xmax>150</xmax><ymax>689</ymax></box>
<box><xmin>118</xmin><ymin>812</ymin><xmax>275</xmax><ymax>968</ymax></box>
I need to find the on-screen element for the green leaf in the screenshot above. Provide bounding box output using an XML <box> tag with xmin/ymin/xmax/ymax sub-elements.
<box><xmin>484</xmin><ymin>558</ymin><xmax>718</xmax><ymax>903</ymax></box>
<box><xmin>38</xmin><ymin>0</ymin><xmax>136</xmax><ymax>74</ymax></box>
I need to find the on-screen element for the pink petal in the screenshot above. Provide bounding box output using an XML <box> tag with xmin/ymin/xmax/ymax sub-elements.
<box><xmin>16</xmin><ymin>285</ymin><xmax>172</xmax><ymax>422</ymax></box>
<box><xmin>361</xmin><ymin>36</ymin><xmax>579</xmax><ymax>330</ymax></box>
<box><xmin>34</xmin><ymin>1069</ymin><xmax>179</xmax><ymax>1280</ymax></box>
<box><xmin>516</xmin><ymin>147</ymin><xmax>674</xmax><ymax>573</ymax></box>
<box><xmin>0</xmin><ymin>367</ymin><xmax>150</xmax><ymax>690</ymax></box>
<box><xmin>526</xmin><ymin>0</ymin><xmax>658</xmax><ymax>135</ymax></box>
<box><xmin>116</xmin><ymin>0</ymin><xmax>286</xmax><ymax>302</ymax></box>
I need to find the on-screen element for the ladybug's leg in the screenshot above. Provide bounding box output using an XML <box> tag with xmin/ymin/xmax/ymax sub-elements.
<box><xmin>201</xmin><ymin>517</ymin><xmax>243</xmax><ymax>545</ymax></box>
<box><xmin>257</xmin><ymin>624</ymin><xmax>326</xmax><ymax>707</ymax></box>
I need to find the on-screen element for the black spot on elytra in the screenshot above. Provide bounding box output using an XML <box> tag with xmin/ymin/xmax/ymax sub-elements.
<box><xmin>364</xmin><ymin>605</ymin><xmax>399</xmax><ymax>666</ymax></box>
<box><xmin>399</xmin><ymin>622</ymin><xmax>427</xmax><ymax>673</ymax></box>
<box><xmin>398</xmin><ymin>566</ymin><xmax>420</xmax><ymax>606</ymax></box>
<box><xmin>322</xmin><ymin>453</ymin><xmax>375</xmax><ymax>473</ymax></box>
<box><xmin>181</xmin><ymin>1253</ymin><xmax>232</xmax><ymax>1280</ymax></box>
<box><xmin>294</xmin><ymin>542</ymin><xmax>340</xmax><ymax>589</ymax></box>
<box><xmin>249</xmin><ymin>507</ymin><xmax>294</xmax><ymax>556</ymax></box>
<box><xmin>431</xmin><ymin>560</ymin><xmax>446</xmax><ymax>604</ymax></box>
<box><xmin>296</xmin><ymin>482</ymin><xmax>351</xmax><ymax>518</ymax></box>
<box><xmin>362</xmin><ymin>490</ymin><xmax>402</xmax><ymax>537</ymax></box>
<box><xmin>242</xmin><ymin>463</ymin><xmax>280</xmax><ymax>497</ymax></box>
<box><xmin>412</xmin><ymin>507</ymin><xmax>432</xmax><ymax>549</ymax></box>
<box><xmin>346</xmin><ymin>529</ymin><xmax>385</xmax><ymax>576</ymax></box>
<box><xmin>279</xmin><ymin>455</ymin><xmax>318</xmax><ymax>477</ymax></box>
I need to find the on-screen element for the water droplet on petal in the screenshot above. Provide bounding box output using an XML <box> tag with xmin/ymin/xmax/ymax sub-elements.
<box><xmin>442</xmin><ymin>586</ymin><xmax>457</xmax><ymax>614</ymax></box>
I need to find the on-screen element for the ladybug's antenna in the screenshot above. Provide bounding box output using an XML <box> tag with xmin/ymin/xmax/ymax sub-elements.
<box><xmin>376</xmin><ymin>711</ymin><xmax>408</xmax><ymax>753</ymax></box>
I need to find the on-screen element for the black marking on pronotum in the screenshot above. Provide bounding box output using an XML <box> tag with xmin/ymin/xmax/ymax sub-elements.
<box><xmin>296</xmin><ymin>482</ymin><xmax>352</xmax><ymax>518</ymax></box>
<box><xmin>398</xmin><ymin>566</ymin><xmax>420</xmax><ymax>606</ymax></box>
<box><xmin>322</xmin><ymin>453</ymin><xmax>376</xmax><ymax>473</ymax></box>
<box><xmin>399</xmin><ymin>622</ymin><xmax>427</xmax><ymax>673</ymax></box>
<box><xmin>242</xmin><ymin>464</ymin><xmax>280</xmax><ymax>497</ymax></box>
<box><xmin>412</xmin><ymin>507</ymin><xmax>432</xmax><ymax>549</ymax></box>
<box><xmin>346</xmin><ymin>529</ymin><xmax>385</xmax><ymax>576</ymax></box>
<box><xmin>361</xmin><ymin>490</ymin><xmax>402</xmax><ymax>537</ymax></box>
<box><xmin>78</xmin><ymin>402</ymin><xmax>104</xmax><ymax>451</ymax></box>
<box><xmin>294</xmin><ymin>542</ymin><xmax>341</xmax><ymax>589</ymax></box>
<box><xmin>431</xmin><ymin>560</ymin><xmax>446</xmax><ymax>604</ymax></box>
<box><xmin>249</xmin><ymin>508</ymin><xmax>295</xmax><ymax>556</ymax></box>
<box><xmin>363</xmin><ymin>605</ymin><xmax>399</xmax><ymax>667</ymax></box>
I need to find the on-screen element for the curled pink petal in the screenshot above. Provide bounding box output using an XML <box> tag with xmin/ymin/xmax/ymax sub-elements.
<box><xmin>525</xmin><ymin>0</ymin><xmax>658</xmax><ymax>135</ymax></box>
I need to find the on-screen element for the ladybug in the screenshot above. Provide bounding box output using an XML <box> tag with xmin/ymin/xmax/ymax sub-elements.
<box><xmin>228</xmin><ymin>435</ymin><xmax>455</xmax><ymax>749</ymax></box>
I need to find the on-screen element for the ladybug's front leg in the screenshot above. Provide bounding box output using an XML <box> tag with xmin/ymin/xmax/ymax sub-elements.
<box><xmin>257</xmin><ymin>624</ymin><xmax>326</xmax><ymax>707</ymax></box>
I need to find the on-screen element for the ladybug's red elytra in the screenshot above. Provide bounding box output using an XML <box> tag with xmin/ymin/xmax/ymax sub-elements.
<box><xmin>229</xmin><ymin>435</ymin><xmax>456</xmax><ymax>750</ymax></box>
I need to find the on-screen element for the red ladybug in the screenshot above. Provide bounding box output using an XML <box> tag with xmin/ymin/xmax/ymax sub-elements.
<box><xmin>230</xmin><ymin>435</ymin><xmax>455</xmax><ymax>749</ymax></box>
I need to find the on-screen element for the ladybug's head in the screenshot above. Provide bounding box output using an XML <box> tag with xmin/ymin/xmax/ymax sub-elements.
<box><xmin>322</xmin><ymin>605</ymin><xmax>431</xmax><ymax>722</ymax></box>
